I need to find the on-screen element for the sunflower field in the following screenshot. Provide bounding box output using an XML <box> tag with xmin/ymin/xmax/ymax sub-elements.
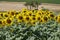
<box><xmin>0</xmin><ymin>8</ymin><xmax>60</xmax><ymax>40</ymax></box>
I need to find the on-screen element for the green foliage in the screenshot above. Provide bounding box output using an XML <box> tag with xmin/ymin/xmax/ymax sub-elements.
<box><xmin>0</xmin><ymin>19</ymin><xmax>60</xmax><ymax>40</ymax></box>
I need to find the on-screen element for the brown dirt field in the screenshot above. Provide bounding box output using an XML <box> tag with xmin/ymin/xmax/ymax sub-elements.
<box><xmin>0</xmin><ymin>2</ymin><xmax>60</xmax><ymax>11</ymax></box>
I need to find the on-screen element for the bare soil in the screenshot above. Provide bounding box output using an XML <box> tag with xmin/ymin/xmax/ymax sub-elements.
<box><xmin>0</xmin><ymin>2</ymin><xmax>60</xmax><ymax>11</ymax></box>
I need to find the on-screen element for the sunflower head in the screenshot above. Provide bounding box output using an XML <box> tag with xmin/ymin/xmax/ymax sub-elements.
<box><xmin>0</xmin><ymin>20</ymin><xmax>4</xmax><ymax>28</ymax></box>
<box><xmin>50</xmin><ymin>14</ymin><xmax>55</xmax><ymax>17</ymax></box>
<box><xmin>28</xmin><ymin>11</ymin><xmax>33</xmax><ymax>16</ymax></box>
<box><xmin>5</xmin><ymin>18</ymin><xmax>13</xmax><ymax>26</ymax></box>
<box><xmin>57</xmin><ymin>17</ymin><xmax>60</xmax><ymax>23</ymax></box>
<box><xmin>30</xmin><ymin>21</ymin><xmax>36</xmax><ymax>26</ymax></box>
<box><xmin>7</xmin><ymin>19</ymin><xmax>11</xmax><ymax>24</ymax></box>
<box><xmin>54</xmin><ymin>16</ymin><xmax>58</xmax><ymax>21</ymax></box>
<box><xmin>32</xmin><ymin>10</ymin><xmax>37</xmax><ymax>13</ymax></box>
<box><xmin>40</xmin><ymin>19</ymin><xmax>44</xmax><ymax>23</ymax></box>
<box><xmin>48</xmin><ymin>13</ymin><xmax>55</xmax><ymax>20</ymax></box>
<box><xmin>29</xmin><ymin>13</ymin><xmax>32</xmax><ymax>16</ymax></box>
<box><xmin>23</xmin><ymin>16</ymin><xmax>31</xmax><ymax>24</ymax></box>
<box><xmin>21</xmin><ymin>8</ymin><xmax>28</xmax><ymax>13</ymax></box>
<box><xmin>36</xmin><ymin>11</ymin><xmax>42</xmax><ymax>15</ymax></box>
<box><xmin>2</xmin><ymin>19</ymin><xmax>6</xmax><ymax>26</ymax></box>
<box><xmin>16</xmin><ymin>14</ymin><xmax>23</xmax><ymax>23</ymax></box>
<box><xmin>15</xmin><ymin>12</ymin><xmax>19</xmax><ymax>16</ymax></box>
<box><xmin>11</xmin><ymin>12</ymin><xmax>15</xmax><ymax>15</ymax></box>
<box><xmin>3</xmin><ymin>13</ymin><xmax>9</xmax><ymax>18</ymax></box>
<box><xmin>0</xmin><ymin>20</ymin><xmax>2</xmax><ymax>25</ymax></box>
<box><xmin>55</xmin><ymin>15</ymin><xmax>60</xmax><ymax>23</ymax></box>
<box><xmin>31</xmin><ymin>17</ymin><xmax>36</xmax><ymax>21</ymax></box>
<box><xmin>8</xmin><ymin>10</ymin><xmax>16</xmax><ymax>17</ymax></box>
<box><xmin>0</xmin><ymin>13</ymin><xmax>3</xmax><ymax>17</ymax></box>
<box><xmin>36</xmin><ymin>16</ymin><xmax>41</xmax><ymax>22</ymax></box>
<box><xmin>43</xmin><ymin>16</ymin><xmax>48</xmax><ymax>22</ymax></box>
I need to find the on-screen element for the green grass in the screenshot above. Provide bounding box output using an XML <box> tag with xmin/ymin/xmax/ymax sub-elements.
<box><xmin>0</xmin><ymin>0</ymin><xmax>60</xmax><ymax>4</ymax></box>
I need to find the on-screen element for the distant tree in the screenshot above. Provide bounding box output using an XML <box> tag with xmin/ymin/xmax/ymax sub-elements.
<box><xmin>25</xmin><ymin>0</ymin><xmax>35</xmax><ymax>10</ymax></box>
<box><xmin>29</xmin><ymin>2</ymin><xmax>33</xmax><ymax>10</ymax></box>
<box><xmin>25</xmin><ymin>0</ymin><xmax>41</xmax><ymax>10</ymax></box>
<box><xmin>24</xmin><ymin>2</ymin><xmax>29</xmax><ymax>9</ymax></box>
<box><xmin>34</xmin><ymin>0</ymin><xmax>41</xmax><ymax>10</ymax></box>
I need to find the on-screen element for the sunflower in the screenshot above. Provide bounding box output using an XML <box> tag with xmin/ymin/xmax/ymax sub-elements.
<box><xmin>41</xmin><ymin>11</ymin><xmax>45</xmax><ymax>15</ymax></box>
<box><xmin>14</xmin><ymin>11</ymin><xmax>21</xmax><ymax>16</ymax></box>
<box><xmin>0</xmin><ymin>19</ymin><xmax>5</xmax><ymax>28</ymax></box>
<box><xmin>2</xmin><ymin>19</ymin><xmax>6</xmax><ymax>26</ymax></box>
<box><xmin>0</xmin><ymin>20</ymin><xmax>3</xmax><ymax>26</ymax></box>
<box><xmin>55</xmin><ymin>15</ymin><xmax>60</xmax><ymax>23</ymax></box>
<box><xmin>30</xmin><ymin>21</ymin><xmax>36</xmax><ymax>26</ymax></box>
<box><xmin>28</xmin><ymin>12</ymin><xmax>32</xmax><ymax>16</ymax></box>
<box><xmin>3</xmin><ymin>13</ymin><xmax>9</xmax><ymax>18</ymax></box>
<box><xmin>48</xmin><ymin>13</ymin><xmax>55</xmax><ymax>20</ymax></box>
<box><xmin>40</xmin><ymin>18</ymin><xmax>45</xmax><ymax>23</ymax></box>
<box><xmin>36</xmin><ymin>15</ymin><xmax>41</xmax><ymax>22</ymax></box>
<box><xmin>42</xmin><ymin>16</ymin><xmax>49</xmax><ymax>22</ymax></box>
<box><xmin>45</xmin><ymin>12</ymin><xmax>50</xmax><ymax>16</ymax></box>
<box><xmin>21</xmin><ymin>8</ymin><xmax>29</xmax><ymax>13</ymax></box>
<box><xmin>45</xmin><ymin>11</ymin><xmax>52</xmax><ymax>16</ymax></box>
<box><xmin>32</xmin><ymin>10</ymin><xmax>37</xmax><ymax>13</ymax></box>
<box><xmin>22</xmin><ymin>11</ymin><xmax>29</xmax><ymax>16</ymax></box>
<box><xmin>23</xmin><ymin>16</ymin><xmax>31</xmax><ymax>24</ymax></box>
<box><xmin>21</xmin><ymin>13</ymin><xmax>26</xmax><ymax>16</ymax></box>
<box><xmin>54</xmin><ymin>16</ymin><xmax>58</xmax><ymax>21</ymax></box>
<box><xmin>26</xmin><ymin>11</ymin><xmax>33</xmax><ymax>16</ymax></box>
<box><xmin>0</xmin><ymin>13</ymin><xmax>3</xmax><ymax>17</ymax></box>
<box><xmin>36</xmin><ymin>11</ymin><xmax>42</xmax><ymax>15</ymax></box>
<box><xmin>5</xmin><ymin>18</ymin><xmax>14</xmax><ymax>26</ymax></box>
<box><xmin>32</xmin><ymin>14</ymin><xmax>36</xmax><ymax>17</ymax></box>
<box><xmin>16</xmin><ymin>14</ymin><xmax>23</xmax><ymax>23</ymax></box>
<box><xmin>56</xmin><ymin>17</ymin><xmax>60</xmax><ymax>23</ymax></box>
<box><xmin>30</xmin><ymin>15</ymin><xmax>37</xmax><ymax>22</ymax></box>
<box><xmin>8</xmin><ymin>10</ymin><xmax>16</xmax><ymax>17</ymax></box>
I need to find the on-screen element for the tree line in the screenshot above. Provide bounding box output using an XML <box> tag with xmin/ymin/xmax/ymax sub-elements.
<box><xmin>24</xmin><ymin>0</ymin><xmax>41</xmax><ymax>10</ymax></box>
